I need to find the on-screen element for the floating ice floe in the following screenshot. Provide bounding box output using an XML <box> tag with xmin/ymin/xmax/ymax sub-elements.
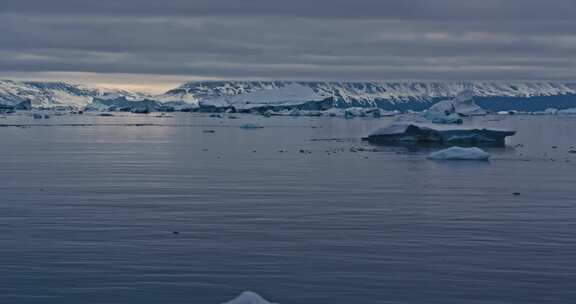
<box><xmin>222</xmin><ymin>291</ymin><xmax>276</xmax><ymax>304</ymax></box>
<box><xmin>428</xmin><ymin>146</ymin><xmax>491</xmax><ymax>161</ymax></box>
<box><xmin>533</xmin><ymin>108</ymin><xmax>576</xmax><ymax>115</ymax></box>
<box><xmin>263</xmin><ymin>107</ymin><xmax>395</xmax><ymax>118</ymax></box>
<box><xmin>239</xmin><ymin>123</ymin><xmax>264</xmax><ymax>129</ymax></box>
<box><xmin>423</xmin><ymin>90</ymin><xmax>487</xmax><ymax>124</ymax></box>
<box><xmin>344</xmin><ymin>107</ymin><xmax>394</xmax><ymax>118</ymax></box>
<box><xmin>85</xmin><ymin>96</ymin><xmax>194</xmax><ymax>112</ymax></box>
<box><xmin>131</xmin><ymin>108</ymin><xmax>150</xmax><ymax>114</ymax></box>
<box><xmin>364</xmin><ymin>122</ymin><xmax>515</xmax><ymax>146</ymax></box>
<box><xmin>429</xmin><ymin>115</ymin><xmax>463</xmax><ymax>124</ymax></box>
<box><xmin>544</xmin><ymin>108</ymin><xmax>559</xmax><ymax>115</ymax></box>
<box><xmin>558</xmin><ymin>108</ymin><xmax>576</xmax><ymax>115</ymax></box>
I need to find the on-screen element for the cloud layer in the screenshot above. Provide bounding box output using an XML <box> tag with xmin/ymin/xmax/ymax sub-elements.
<box><xmin>1</xmin><ymin>0</ymin><xmax>575</xmax><ymax>92</ymax></box>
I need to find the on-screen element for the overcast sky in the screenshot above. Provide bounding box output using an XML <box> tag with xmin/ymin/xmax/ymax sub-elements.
<box><xmin>1</xmin><ymin>0</ymin><xmax>575</xmax><ymax>93</ymax></box>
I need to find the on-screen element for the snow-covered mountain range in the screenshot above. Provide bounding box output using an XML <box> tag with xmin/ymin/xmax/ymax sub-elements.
<box><xmin>160</xmin><ymin>81</ymin><xmax>576</xmax><ymax>111</ymax></box>
<box><xmin>2</xmin><ymin>79</ymin><xmax>576</xmax><ymax>111</ymax></box>
<box><xmin>0</xmin><ymin>80</ymin><xmax>146</xmax><ymax>109</ymax></box>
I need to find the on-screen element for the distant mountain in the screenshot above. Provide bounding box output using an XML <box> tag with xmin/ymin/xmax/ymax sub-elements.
<box><xmin>2</xmin><ymin>79</ymin><xmax>576</xmax><ymax>112</ymax></box>
<box><xmin>160</xmin><ymin>81</ymin><xmax>576</xmax><ymax>111</ymax></box>
<box><xmin>0</xmin><ymin>80</ymin><xmax>147</xmax><ymax>109</ymax></box>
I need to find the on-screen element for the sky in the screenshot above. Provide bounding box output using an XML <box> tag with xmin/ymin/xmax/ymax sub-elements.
<box><xmin>1</xmin><ymin>0</ymin><xmax>575</xmax><ymax>94</ymax></box>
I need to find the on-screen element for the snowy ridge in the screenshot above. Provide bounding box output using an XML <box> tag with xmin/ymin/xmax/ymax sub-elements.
<box><xmin>0</xmin><ymin>80</ymin><xmax>146</xmax><ymax>109</ymax></box>
<box><xmin>162</xmin><ymin>81</ymin><xmax>576</xmax><ymax>108</ymax></box>
<box><xmin>2</xmin><ymin>79</ymin><xmax>576</xmax><ymax>111</ymax></box>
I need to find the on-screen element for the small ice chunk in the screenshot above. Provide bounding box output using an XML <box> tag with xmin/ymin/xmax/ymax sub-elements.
<box><xmin>239</xmin><ymin>123</ymin><xmax>263</xmax><ymax>129</ymax></box>
<box><xmin>33</xmin><ymin>113</ymin><xmax>43</xmax><ymax>119</ymax></box>
<box><xmin>289</xmin><ymin>109</ymin><xmax>301</xmax><ymax>117</ymax></box>
<box><xmin>222</xmin><ymin>291</ymin><xmax>277</xmax><ymax>304</ymax></box>
<box><xmin>428</xmin><ymin>146</ymin><xmax>491</xmax><ymax>161</ymax></box>
<box><xmin>344</xmin><ymin>109</ymin><xmax>355</xmax><ymax>119</ymax></box>
<box><xmin>131</xmin><ymin>108</ymin><xmax>150</xmax><ymax>114</ymax></box>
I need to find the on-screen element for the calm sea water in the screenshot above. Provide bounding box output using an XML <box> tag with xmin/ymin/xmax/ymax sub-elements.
<box><xmin>1</xmin><ymin>112</ymin><xmax>576</xmax><ymax>304</ymax></box>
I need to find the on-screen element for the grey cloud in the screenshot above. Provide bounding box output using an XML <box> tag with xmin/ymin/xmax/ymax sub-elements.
<box><xmin>2</xmin><ymin>0</ymin><xmax>575</xmax><ymax>21</ymax></box>
<box><xmin>0</xmin><ymin>0</ymin><xmax>575</xmax><ymax>86</ymax></box>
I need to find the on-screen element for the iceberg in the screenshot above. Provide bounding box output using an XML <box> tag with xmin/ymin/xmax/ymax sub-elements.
<box><xmin>428</xmin><ymin>146</ymin><xmax>491</xmax><ymax>161</ymax></box>
<box><xmin>222</xmin><ymin>291</ymin><xmax>276</xmax><ymax>304</ymax></box>
<box><xmin>423</xmin><ymin>90</ymin><xmax>487</xmax><ymax>123</ymax></box>
<box><xmin>364</xmin><ymin>122</ymin><xmax>515</xmax><ymax>147</ymax></box>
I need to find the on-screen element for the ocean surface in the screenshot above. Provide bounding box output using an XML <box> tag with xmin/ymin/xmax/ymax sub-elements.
<box><xmin>1</xmin><ymin>112</ymin><xmax>576</xmax><ymax>304</ymax></box>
